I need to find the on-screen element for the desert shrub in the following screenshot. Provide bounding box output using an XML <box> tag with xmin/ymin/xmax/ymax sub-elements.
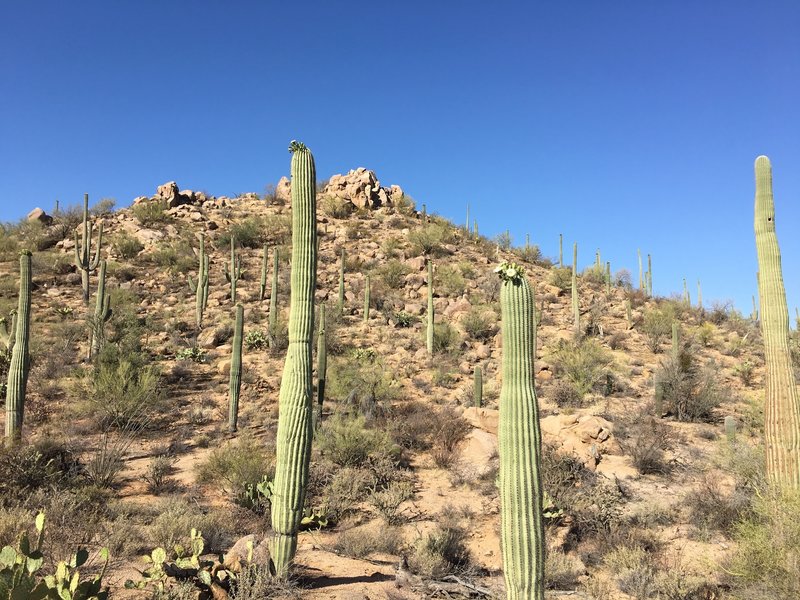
<box><xmin>89</xmin><ymin>358</ymin><xmax>163</xmax><ymax>429</ymax></box>
<box><xmin>132</xmin><ymin>199</ymin><xmax>170</xmax><ymax>226</ymax></box>
<box><xmin>333</xmin><ymin>522</ymin><xmax>403</xmax><ymax>558</ymax></box>
<box><xmin>411</xmin><ymin>521</ymin><xmax>471</xmax><ymax>578</ymax></box>
<box><xmin>320</xmin><ymin>195</ymin><xmax>353</xmax><ymax>218</ymax></box>
<box><xmin>377</xmin><ymin>260</ymin><xmax>411</xmax><ymax>290</ymax></box>
<box><xmin>642</xmin><ymin>306</ymin><xmax>676</xmax><ymax>353</ymax></box>
<box><xmin>549</xmin><ymin>267</ymin><xmax>572</xmax><ymax>293</ymax></box>
<box><xmin>0</xmin><ymin>440</ymin><xmax>79</xmax><ymax>506</ymax></box>
<box><xmin>514</xmin><ymin>244</ymin><xmax>545</xmax><ymax>266</ymax></box>
<box><xmin>317</xmin><ymin>414</ymin><xmax>394</xmax><ymax>468</ymax></box>
<box><xmin>149</xmin><ymin>240</ymin><xmax>195</xmax><ymax>274</ymax></box>
<box><xmin>436</xmin><ymin>264</ymin><xmax>466</xmax><ymax>296</ymax></box>
<box><xmin>196</xmin><ymin>436</ymin><xmax>274</xmax><ymax>501</ymax></box>
<box><xmin>393</xmin><ymin>193</ymin><xmax>416</xmax><ymax>215</ymax></box>
<box><xmin>549</xmin><ymin>379</ymin><xmax>583</xmax><ymax>408</ymax></box>
<box><xmin>430</xmin><ymin>408</ymin><xmax>472</xmax><ymax>468</ymax></box>
<box><xmin>462</xmin><ymin>307</ymin><xmax>497</xmax><ymax>342</ymax></box>
<box><xmin>393</xmin><ymin>310</ymin><xmax>415</xmax><ymax>327</ymax></box>
<box><xmin>368</xmin><ymin>480</ymin><xmax>414</xmax><ymax>524</ymax></box>
<box><xmin>144</xmin><ymin>454</ymin><xmax>177</xmax><ymax>495</ymax></box>
<box><xmin>112</xmin><ymin>232</ymin><xmax>144</xmax><ymax>259</ymax></box>
<box><xmin>617</xmin><ymin>410</ymin><xmax>675</xmax><ymax>474</ymax></box>
<box><xmin>327</xmin><ymin>350</ymin><xmax>400</xmax><ymax>419</ymax></box>
<box><xmin>550</xmin><ymin>338</ymin><xmax>612</xmax><ymax>398</ymax></box>
<box><xmin>614</xmin><ymin>269</ymin><xmax>632</xmax><ymax>290</ymax></box>
<box><xmin>232</xmin><ymin>564</ymin><xmax>300</xmax><ymax>600</ymax></box>
<box><xmin>734</xmin><ymin>360</ymin><xmax>756</xmax><ymax>386</ymax></box>
<box><xmin>546</xmin><ymin>550</ymin><xmax>585</xmax><ymax>590</ymax></box>
<box><xmin>145</xmin><ymin>499</ymin><xmax>234</xmax><ymax>555</ymax></box>
<box><xmin>582</xmin><ymin>264</ymin><xmax>606</xmax><ymax>286</ymax></box>
<box><xmin>607</xmin><ymin>331</ymin><xmax>627</xmax><ymax>350</ymax></box>
<box><xmin>696</xmin><ymin>322</ymin><xmax>717</xmax><ymax>347</ymax></box>
<box><xmin>91</xmin><ymin>197</ymin><xmax>116</xmax><ymax>216</ymax></box>
<box><xmin>387</xmin><ymin>402</ymin><xmax>438</xmax><ymax>450</ymax></box>
<box><xmin>218</xmin><ymin>217</ymin><xmax>265</xmax><ymax>249</ymax></box>
<box><xmin>685</xmin><ymin>474</ymin><xmax>752</xmax><ymax>536</ymax></box>
<box><xmin>726</xmin><ymin>489</ymin><xmax>800</xmax><ymax>599</ymax></box>
<box><xmin>408</xmin><ymin>223</ymin><xmax>453</xmax><ymax>257</ymax></box>
<box><xmin>655</xmin><ymin>357</ymin><xmax>725</xmax><ymax>422</ymax></box>
<box><xmin>432</xmin><ymin>322</ymin><xmax>460</xmax><ymax>355</ymax></box>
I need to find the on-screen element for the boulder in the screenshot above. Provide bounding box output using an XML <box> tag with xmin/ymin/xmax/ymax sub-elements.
<box><xmin>156</xmin><ymin>181</ymin><xmax>184</xmax><ymax>208</ymax></box>
<box><xmin>275</xmin><ymin>176</ymin><xmax>291</xmax><ymax>203</ymax></box>
<box><xmin>27</xmin><ymin>208</ymin><xmax>52</xmax><ymax>225</ymax></box>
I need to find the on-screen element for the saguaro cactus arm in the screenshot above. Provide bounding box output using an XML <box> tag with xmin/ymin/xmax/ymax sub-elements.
<box><xmin>5</xmin><ymin>251</ymin><xmax>32</xmax><ymax>444</ymax></box>
<box><xmin>754</xmin><ymin>155</ymin><xmax>800</xmax><ymax>489</ymax></box>
<box><xmin>270</xmin><ymin>141</ymin><xmax>318</xmax><ymax>575</ymax></box>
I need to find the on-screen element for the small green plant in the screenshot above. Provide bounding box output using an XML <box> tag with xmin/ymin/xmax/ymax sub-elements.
<box><xmin>316</xmin><ymin>414</ymin><xmax>395</xmax><ymax>468</ymax></box>
<box><xmin>462</xmin><ymin>307</ymin><xmax>497</xmax><ymax>342</ymax></box>
<box><xmin>734</xmin><ymin>360</ymin><xmax>756</xmax><ymax>386</ymax></box>
<box><xmin>244</xmin><ymin>329</ymin><xmax>269</xmax><ymax>350</ymax></box>
<box><xmin>393</xmin><ymin>311</ymin><xmax>415</xmax><ymax>328</ymax></box>
<box><xmin>113</xmin><ymin>233</ymin><xmax>144</xmax><ymax>259</ymax></box>
<box><xmin>431</xmin><ymin>322</ymin><xmax>460</xmax><ymax>355</ymax></box>
<box><xmin>408</xmin><ymin>222</ymin><xmax>453</xmax><ymax>257</ymax></box>
<box><xmin>377</xmin><ymin>260</ymin><xmax>411</xmax><ymax>289</ymax></box>
<box><xmin>131</xmin><ymin>199</ymin><xmax>170</xmax><ymax>226</ymax></box>
<box><xmin>642</xmin><ymin>306</ymin><xmax>676</xmax><ymax>353</ymax></box>
<box><xmin>196</xmin><ymin>436</ymin><xmax>274</xmax><ymax>502</ymax></box>
<box><xmin>550</xmin><ymin>338</ymin><xmax>612</xmax><ymax>398</ymax></box>
<box><xmin>143</xmin><ymin>454</ymin><xmax>176</xmax><ymax>495</ymax></box>
<box><xmin>175</xmin><ymin>346</ymin><xmax>206</xmax><ymax>362</ymax></box>
<box><xmin>548</xmin><ymin>267</ymin><xmax>572</xmax><ymax>292</ymax></box>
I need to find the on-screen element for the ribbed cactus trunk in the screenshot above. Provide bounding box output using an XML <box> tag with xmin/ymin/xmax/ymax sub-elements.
<box><xmin>315</xmin><ymin>304</ymin><xmax>327</xmax><ymax>428</ymax></box>
<box><xmin>5</xmin><ymin>251</ymin><xmax>32</xmax><ymax>444</ymax></box>
<box><xmin>426</xmin><ymin>260</ymin><xmax>434</xmax><ymax>355</ymax></box>
<box><xmin>671</xmin><ymin>322</ymin><xmax>680</xmax><ymax>361</ymax></box>
<box><xmin>189</xmin><ymin>234</ymin><xmax>209</xmax><ymax>329</ymax></box>
<box><xmin>571</xmin><ymin>242</ymin><xmax>579</xmax><ymax>336</ymax></box>
<box><xmin>497</xmin><ymin>264</ymin><xmax>544</xmax><ymax>599</ymax></box>
<box><xmin>224</xmin><ymin>236</ymin><xmax>242</xmax><ymax>304</ymax></box>
<box><xmin>647</xmin><ymin>254</ymin><xmax>653</xmax><ymax>296</ymax></box>
<box><xmin>363</xmin><ymin>276</ymin><xmax>370</xmax><ymax>323</ymax></box>
<box><xmin>751</xmin><ymin>295</ymin><xmax>759</xmax><ymax>322</ymax></box>
<box><xmin>605</xmin><ymin>261</ymin><xmax>611</xmax><ymax>295</ymax></box>
<box><xmin>228</xmin><ymin>304</ymin><xmax>244</xmax><ymax>433</ymax></box>
<box><xmin>473</xmin><ymin>366</ymin><xmax>483</xmax><ymax>408</ymax></box>
<box><xmin>259</xmin><ymin>244</ymin><xmax>268</xmax><ymax>301</ymax></box>
<box><xmin>90</xmin><ymin>259</ymin><xmax>112</xmax><ymax>359</ymax></box>
<box><xmin>625</xmin><ymin>299</ymin><xmax>633</xmax><ymax>330</ymax></box>
<box><xmin>558</xmin><ymin>234</ymin><xmax>563</xmax><ymax>267</ymax></box>
<box><xmin>270</xmin><ymin>141</ymin><xmax>318</xmax><ymax>575</ymax></box>
<box><xmin>74</xmin><ymin>193</ymin><xmax>103</xmax><ymax>305</ymax></box>
<box><xmin>474</xmin><ymin>219</ymin><xmax>478</xmax><ymax>239</ymax></box>
<box><xmin>338</xmin><ymin>249</ymin><xmax>345</xmax><ymax>314</ymax></box>
<box><xmin>638</xmin><ymin>249</ymin><xmax>643</xmax><ymax>290</ymax></box>
<box><xmin>753</xmin><ymin>155</ymin><xmax>800</xmax><ymax>489</ymax></box>
<box><xmin>683</xmin><ymin>278</ymin><xmax>690</xmax><ymax>305</ymax></box>
<box><xmin>269</xmin><ymin>248</ymin><xmax>279</xmax><ymax>347</ymax></box>
<box><xmin>697</xmin><ymin>280</ymin><xmax>703</xmax><ymax>310</ymax></box>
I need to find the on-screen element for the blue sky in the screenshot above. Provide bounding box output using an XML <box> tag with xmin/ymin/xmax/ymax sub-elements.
<box><xmin>1</xmin><ymin>1</ymin><xmax>798</xmax><ymax>319</ymax></box>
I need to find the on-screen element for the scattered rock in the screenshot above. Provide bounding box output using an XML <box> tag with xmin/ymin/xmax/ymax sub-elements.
<box><xmin>27</xmin><ymin>207</ymin><xmax>52</xmax><ymax>225</ymax></box>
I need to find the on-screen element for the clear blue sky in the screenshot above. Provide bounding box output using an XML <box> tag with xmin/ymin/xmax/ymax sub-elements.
<box><xmin>1</xmin><ymin>1</ymin><xmax>798</xmax><ymax>319</ymax></box>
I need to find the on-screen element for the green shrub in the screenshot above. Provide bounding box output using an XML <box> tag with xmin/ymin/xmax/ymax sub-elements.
<box><xmin>408</xmin><ymin>223</ymin><xmax>453</xmax><ymax>257</ymax></box>
<box><xmin>617</xmin><ymin>410</ymin><xmax>675</xmax><ymax>474</ymax></box>
<box><xmin>432</xmin><ymin>322</ymin><xmax>460</xmax><ymax>355</ymax></box>
<box><xmin>196</xmin><ymin>436</ymin><xmax>274</xmax><ymax>502</ymax></box>
<box><xmin>655</xmin><ymin>357</ymin><xmax>725</xmax><ymax>422</ymax></box>
<box><xmin>132</xmin><ymin>199</ymin><xmax>170</xmax><ymax>226</ymax></box>
<box><xmin>244</xmin><ymin>329</ymin><xmax>269</xmax><ymax>350</ymax></box>
<box><xmin>91</xmin><ymin>197</ymin><xmax>116</xmax><ymax>216</ymax></box>
<box><xmin>549</xmin><ymin>267</ymin><xmax>572</xmax><ymax>293</ymax></box>
<box><xmin>217</xmin><ymin>217</ymin><xmax>266</xmax><ymax>249</ymax></box>
<box><xmin>113</xmin><ymin>233</ymin><xmax>144</xmax><ymax>259</ymax></box>
<box><xmin>436</xmin><ymin>265</ymin><xmax>466</xmax><ymax>296</ymax></box>
<box><xmin>316</xmin><ymin>414</ymin><xmax>394</xmax><ymax>468</ymax></box>
<box><xmin>327</xmin><ymin>351</ymin><xmax>400</xmax><ymax>419</ymax></box>
<box><xmin>89</xmin><ymin>359</ymin><xmax>164</xmax><ymax>429</ymax></box>
<box><xmin>320</xmin><ymin>196</ymin><xmax>353</xmax><ymax>218</ymax></box>
<box><xmin>148</xmin><ymin>240</ymin><xmax>195</xmax><ymax>274</ymax></box>
<box><xmin>642</xmin><ymin>306</ymin><xmax>676</xmax><ymax>353</ymax></box>
<box><xmin>462</xmin><ymin>307</ymin><xmax>497</xmax><ymax>342</ymax></box>
<box><xmin>333</xmin><ymin>522</ymin><xmax>403</xmax><ymax>558</ymax></box>
<box><xmin>411</xmin><ymin>519</ymin><xmax>471</xmax><ymax>578</ymax></box>
<box><xmin>377</xmin><ymin>260</ymin><xmax>411</xmax><ymax>290</ymax></box>
<box><xmin>550</xmin><ymin>338</ymin><xmax>612</xmax><ymax>398</ymax></box>
<box><xmin>582</xmin><ymin>264</ymin><xmax>606</xmax><ymax>286</ymax></box>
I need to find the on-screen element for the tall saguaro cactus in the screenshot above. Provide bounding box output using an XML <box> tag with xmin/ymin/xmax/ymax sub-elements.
<box><xmin>473</xmin><ymin>366</ymin><xmax>483</xmax><ymax>408</ymax></box>
<box><xmin>5</xmin><ymin>251</ymin><xmax>32</xmax><ymax>444</ymax></box>
<box><xmin>495</xmin><ymin>262</ymin><xmax>544</xmax><ymax>599</ymax></box>
<box><xmin>363</xmin><ymin>276</ymin><xmax>371</xmax><ymax>323</ymax></box>
<box><xmin>753</xmin><ymin>155</ymin><xmax>800</xmax><ymax>489</ymax></box>
<box><xmin>558</xmin><ymin>234</ymin><xmax>563</xmax><ymax>267</ymax></box>
<box><xmin>188</xmin><ymin>233</ymin><xmax>210</xmax><ymax>329</ymax></box>
<box><xmin>427</xmin><ymin>259</ymin><xmax>434</xmax><ymax>355</ymax></box>
<box><xmin>270</xmin><ymin>141</ymin><xmax>318</xmax><ymax>575</ymax></box>
<box><xmin>259</xmin><ymin>244</ymin><xmax>268</xmax><ymax>301</ymax></box>
<box><xmin>315</xmin><ymin>303</ymin><xmax>327</xmax><ymax>428</ymax></box>
<box><xmin>338</xmin><ymin>249</ymin><xmax>345</xmax><ymax>314</ymax></box>
<box><xmin>224</xmin><ymin>236</ymin><xmax>242</xmax><ymax>303</ymax></box>
<box><xmin>571</xmin><ymin>242</ymin><xmax>579</xmax><ymax>336</ymax></box>
<box><xmin>269</xmin><ymin>248</ymin><xmax>279</xmax><ymax>347</ymax></box>
<box><xmin>74</xmin><ymin>193</ymin><xmax>103</xmax><ymax>304</ymax></box>
<box><xmin>90</xmin><ymin>260</ymin><xmax>112</xmax><ymax>359</ymax></box>
<box><xmin>228</xmin><ymin>304</ymin><xmax>244</xmax><ymax>433</ymax></box>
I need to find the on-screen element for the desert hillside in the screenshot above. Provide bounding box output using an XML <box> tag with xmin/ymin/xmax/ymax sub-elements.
<box><xmin>0</xmin><ymin>167</ymin><xmax>795</xmax><ymax>599</ymax></box>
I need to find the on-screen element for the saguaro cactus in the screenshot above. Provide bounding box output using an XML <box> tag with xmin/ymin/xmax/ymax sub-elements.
<box><xmin>625</xmin><ymin>299</ymin><xmax>633</xmax><ymax>330</ymax></box>
<box><xmin>270</xmin><ymin>141</ymin><xmax>318</xmax><ymax>574</ymax></box>
<box><xmin>363</xmin><ymin>276</ymin><xmax>371</xmax><ymax>323</ymax></box>
<box><xmin>269</xmin><ymin>248</ymin><xmax>279</xmax><ymax>347</ymax></box>
<box><xmin>228</xmin><ymin>304</ymin><xmax>244</xmax><ymax>433</ymax></box>
<box><xmin>259</xmin><ymin>244</ymin><xmax>268</xmax><ymax>301</ymax></box>
<box><xmin>571</xmin><ymin>242</ymin><xmax>579</xmax><ymax>336</ymax></box>
<box><xmin>337</xmin><ymin>249</ymin><xmax>345</xmax><ymax>314</ymax></box>
<box><xmin>751</xmin><ymin>295</ymin><xmax>759</xmax><ymax>322</ymax></box>
<box><xmin>697</xmin><ymin>280</ymin><xmax>703</xmax><ymax>310</ymax></box>
<box><xmin>753</xmin><ymin>155</ymin><xmax>800</xmax><ymax>489</ymax></box>
<box><xmin>74</xmin><ymin>193</ymin><xmax>103</xmax><ymax>304</ymax></box>
<box><xmin>427</xmin><ymin>259</ymin><xmax>434</xmax><ymax>355</ymax></box>
<box><xmin>495</xmin><ymin>261</ymin><xmax>544</xmax><ymax>599</ymax></box>
<box><xmin>559</xmin><ymin>234</ymin><xmax>563</xmax><ymax>267</ymax></box>
<box><xmin>683</xmin><ymin>278</ymin><xmax>690</xmax><ymax>305</ymax></box>
<box><xmin>5</xmin><ymin>251</ymin><xmax>32</xmax><ymax>444</ymax></box>
<box><xmin>188</xmin><ymin>233</ymin><xmax>210</xmax><ymax>329</ymax></box>
<box><xmin>90</xmin><ymin>260</ymin><xmax>112</xmax><ymax>359</ymax></box>
<box><xmin>474</xmin><ymin>219</ymin><xmax>479</xmax><ymax>239</ymax></box>
<box><xmin>315</xmin><ymin>303</ymin><xmax>327</xmax><ymax>428</ymax></box>
<box><xmin>647</xmin><ymin>254</ymin><xmax>653</xmax><ymax>296</ymax></box>
<box><xmin>605</xmin><ymin>261</ymin><xmax>611</xmax><ymax>295</ymax></box>
<box><xmin>0</xmin><ymin>312</ymin><xmax>17</xmax><ymax>354</ymax></box>
<box><xmin>224</xmin><ymin>236</ymin><xmax>242</xmax><ymax>303</ymax></box>
<box><xmin>473</xmin><ymin>366</ymin><xmax>483</xmax><ymax>408</ymax></box>
<box><xmin>638</xmin><ymin>249</ymin><xmax>643</xmax><ymax>290</ymax></box>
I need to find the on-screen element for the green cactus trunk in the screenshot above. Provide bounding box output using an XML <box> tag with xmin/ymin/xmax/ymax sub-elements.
<box><xmin>224</xmin><ymin>236</ymin><xmax>242</xmax><ymax>304</ymax></box>
<box><xmin>188</xmin><ymin>233</ymin><xmax>209</xmax><ymax>329</ymax></box>
<box><xmin>315</xmin><ymin>303</ymin><xmax>327</xmax><ymax>428</ymax></box>
<box><xmin>363</xmin><ymin>276</ymin><xmax>370</xmax><ymax>323</ymax></box>
<box><xmin>497</xmin><ymin>266</ymin><xmax>544</xmax><ymax>599</ymax></box>
<box><xmin>260</xmin><ymin>244</ymin><xmax>268</xmax><ymax>301</ymax></box>
<box><xmin>5</xmin><ymin>251</ymin><xmax>32</xmax><ymax>444</ymax></box>
<box><xmin>638</xmin><ymin>248</ymin><xmax>643</xmax><ymax>290</ymax></box>
<box><xmin>338</xmin><ymin>249</ymin><xmax>345</xmax><ymax>315</ymax></box>
<box><xmin>427</xmin><ymin>260</ymin><xmax>434</xmax><ymax>355</ymax></box>
<box><xmin>270</xmin><ymin>141</ymin><xmax>318</xmax><ymax>575</ymax></box>
<box><xmin>605</xmin><ymin>261</ymin><xmax>611</xmax><ymax>295</ymax></box>
<box><xmin>671</xmin><ymin>322</ymin><xmax>680</xmax><ymax>361</ymax></box>
<box><xmin>595</xmin><ymin>249</ymin><xmax>601</xmax><ymax>269</ymax></box>
<box><xmin>474</xmin><ymin>219</ymin><xmax>478</xmax><ymax>239</ymax></box>
<box><xmin>421</xmin><ymin>204</ymin><xmax>426</xmax><ymax>220</ymax></box>
<box><xmin>474</xmin><ymin>366</ymin><xmax>483</xmax><ymax>408</ymax></box>
<box><xmin>753</xmin><ymin>155</ymin><xmax>800</xmax><ymax>489</ymax></box>
<box><xmin>752</xmin><ymin>295</ymin><xmax>759</xmax><ymax>322</ymax></box>
<box><xmin>228</xmin><ymin>304</ymin><xmax>244</xmax><ymax>433</ymax></box>
<box><xmin>90</xmin><ymin>260</ymin><xmax>112</xmax><ymax>359</ymax></box>
<box><xmin>269</xmin><ymin>248</ymin><xmax>279</xmax><ymax>347</ymax></box>
<box><xmin>559</xmin><ymin>234</ymin><xmax>563</xmax><ymax>267</ymax></box>
<box><xmin>465</xmin><ymin>203</ymin><xmax>470</xmax><ymax>234</ymax></box>
<box><xmin>626</xmin><ymin>299</ymin><xmax>633</xmax><ymax>330</ymax></box>
<box><xmin>697</xmin><ymin>280</ymin><xmax>703</xmax><ymax>310</ymax></box>
<box><xmin>647</xmin><ymin>254</ymin><xmax>653</xmax><ymax>296</ymax></box>
<box><xmin>571</xmin><ymin>242</ymin><xmax>579</xmax><ymax>336</ymax></box>
<box><xmin>683</xmin><ymin>278</ymin><xmax>690</xmax><ymax>305</ymax></box>
<box><xmin>74</xmin><ymin>193</ymin><xmax>103</xmax><ymax>305</ymax></box>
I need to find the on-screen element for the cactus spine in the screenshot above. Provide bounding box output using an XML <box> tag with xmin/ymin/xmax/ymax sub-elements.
<box><xmin>427</xmin><ymin>259</ymin><xmax>434</xmax><ymax>355</ymax></box>
<box><xmin>224</xmin><ymin>236</ymin><xmax>242</xmax><ymax>303</ymax></box>
<box><xmin>363</xmin><ymin>276</ymin><xmax>371</xmax><ymax>323</ymax></box>
<box><xmin>338</xmin><ymin>249</ymin><xmax>345</xmax><ymax>314</ymax></box>
<box><xmin>270</xmin><ymin>141</ymin><xmax>318</xmax><ymax>574</ymax></box>
<box><xmin>228</xmin><ymin>304</ymin><xmax>244</xmax><ymax>433</ymax></box>
<box><xmin>474</xmin><ymin>366</ymin><xmax>483</xmax><ymax>408</ymax></box>
<box><xmin>188</xmin><ymin>233</ymin><xmax>210</xmax><ymax>328</ymax></box>
<box><xmin>315</xmin><ymin>304</ymin><xmax>327</xmax><ymax>428</ymax></box>
<box><xmin>74</xmin><ymin>193</ymin><xmax>103</xmax><ymax>304</ymax></box>
<box><xmin>496</xmin><ymin>263</ymin><xmax>544</xmax><ymax>599</ymax></box>
<box><xmin>259</xmin><ymin>244</ymin><xmax>268</xmax><ymax>300</ymax></box>
<box><xmin>90</xmin><ymin>260</ymin><xmax>112</xmax><ymax>359</ymax></box>
<box><xmin>5</xmin><ymin>251</ymin><xmax>32</xmax><ymax>444</ymax></box>
<box><xmin>571</xmin><ymin>242</ymin><xmax>579</xmax><ymax>336</ymax></box>
<box><xmin>753</xmin><ymin>155</ymin><xmax>800</xmax><ymax>489</ymax></box>
<box><xmin>269</xmin><ymin>248</ymin><xmax>279</xmax><ymax>347</ymax></box>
